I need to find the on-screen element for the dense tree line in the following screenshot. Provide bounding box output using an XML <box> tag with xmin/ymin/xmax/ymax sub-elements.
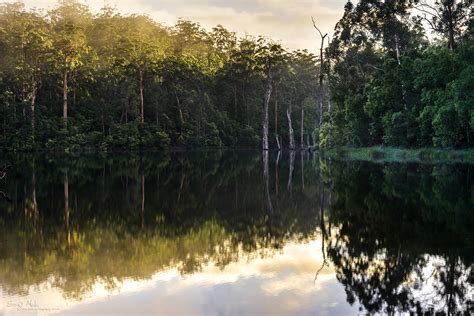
<box><xmin>0</xmin><ymin>0</ymin><xmax>472</xmax><ymax>152</ymax></box>
<box><xmin>0</xmin><ymin>0</ymin><xmax>321</xmax><ymax>152</ymax></box>
<box><xmin>322</xmin><ymin>0</ymin><xmax>473</xmax><ymax>148</ymax></box>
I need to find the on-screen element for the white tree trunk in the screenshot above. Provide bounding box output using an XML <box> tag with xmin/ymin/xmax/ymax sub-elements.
<box><xmin>263</xmin><ymin>150</ymin><xmax>273</xmax><ymax>214</ymax></box>
<box><xmin>301</xmin><ymin>107</ymin><xmax>305</xmax><ymax>150</ymax></box>
<box><xmin>275</xmin><ymin>135</ymin><xmax>281</xmax><ymax>150</ymax></box>
<box><xmin>287</xmin><ymin>150</ymin><xmax>295</xmax><ymax>196</ymax></box>
<box><xmin>262</xmin><ymin>68</ymin><xmax>273</xmax><ymax>151</ymax></box>
<box><xmin>287</xmin><ymin>109</ymin><xmax>295</xmax><ymax>150</ymax></box>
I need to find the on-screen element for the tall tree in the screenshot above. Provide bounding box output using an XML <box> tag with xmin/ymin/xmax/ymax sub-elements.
<box><xmin>0</xmin><ymin>3</ymin><xmax>52</xmax><ymax>132</ymax></box>
<box><xmin>414</xmin><ymin>0</ymin><xmax>472</xmax><ymax>50</ymax></box>
<box><xmin>262</xmin><ymin>64</ymin><xmax>273</xmax><ymax>151</ymax></box>
<box><xmin>312</xmin><ymin>17</ymin><xmax>328</xmax><ymax>129</ymax></box>
<box><xmin>49</xmin><ymin>0</ymin><xmax>91</xmax><ymax>127</ymax></box>
<box><xmin>119</xmin><ymin>15</ymin><xmax>169</xmax><ymax>125</ymax></box>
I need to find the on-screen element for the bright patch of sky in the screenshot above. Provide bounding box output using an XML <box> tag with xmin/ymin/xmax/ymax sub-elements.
<box><xmin>8</xmin><ymin>0</ymin><xmax>348</xmax><ymax>53</ymax></box>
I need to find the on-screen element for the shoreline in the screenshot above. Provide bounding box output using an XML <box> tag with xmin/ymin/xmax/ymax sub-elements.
<box><xmin>322</xmin><ymin>147</ymin><xmax>474</xmax><ymax>164</ymax></box>
<box><xmin>1</xmin><ymin>146</ymin><xmax>474</xmax><ymax>163</ymax></box>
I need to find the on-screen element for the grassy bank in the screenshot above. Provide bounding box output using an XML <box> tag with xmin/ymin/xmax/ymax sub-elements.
<box><xmin>323</xmin><ymin>147</ymin><xmax>474</xmax><ymax>164</ymax></box>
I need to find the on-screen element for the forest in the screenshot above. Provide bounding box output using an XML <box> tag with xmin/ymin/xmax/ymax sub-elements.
<box><xmin>0</xmin><ymin>0</ymin><xmax>472</xmax><ymax>152</ymax></box>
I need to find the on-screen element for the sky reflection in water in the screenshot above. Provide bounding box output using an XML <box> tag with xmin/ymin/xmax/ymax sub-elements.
<box><xmin>0</xmin><ymin>151</ymin><xmax>472</xmax><ymax>315</ymax></box>
<box><xmin>42</xmin><ymin>239</ymin><xmax>357</xmax><ymax>315</ymax></box>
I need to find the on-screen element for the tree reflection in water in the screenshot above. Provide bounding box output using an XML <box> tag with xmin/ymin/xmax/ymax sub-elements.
<box><xmin>325</xmin><ymin>161</ymin><xmax>473</xmax><ymax>314</ymax></box>
<box><xmin>0</xmin><ymin>152</ymin><xmax>472</xmax><ymax>313</ymax></box>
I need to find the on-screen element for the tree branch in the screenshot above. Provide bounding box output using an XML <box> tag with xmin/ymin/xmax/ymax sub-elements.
<box><xmin>413</xmin><ymin>1</ymin><xmax>442</xmax><ymax>20</ymax></box>
<box><xmin>312</xmin><ymin>17</ymin><xmax>328</xmax><ymax>40</ymax></box>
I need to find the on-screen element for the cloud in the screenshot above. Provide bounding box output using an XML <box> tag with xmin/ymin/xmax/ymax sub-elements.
<box><xmin>7</xmin><ymin>0</ymin><xmax>347</xmax><ymax>52</ymax></box>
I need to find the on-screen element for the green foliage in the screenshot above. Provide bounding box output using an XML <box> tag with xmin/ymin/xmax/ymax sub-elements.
<box><xmin>0</xmin><ymin>1</ymin><xmax>472</xmax><ymax>152</ymax></box>
<box><xmin>0</xmin><ymin>2</ymin><xmax>320</xmax><ymax>152</ymax></box>
<box><xmin>324</xmin><ymin>0</ymin><xmax>473</xmax><ymax>149</ymax></box>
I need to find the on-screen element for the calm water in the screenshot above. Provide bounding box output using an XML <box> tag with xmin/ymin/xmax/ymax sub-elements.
<box><xmin>0</xmin><ymin>151</ymin><xmax>472</xmax><ymax>315</ymax></box>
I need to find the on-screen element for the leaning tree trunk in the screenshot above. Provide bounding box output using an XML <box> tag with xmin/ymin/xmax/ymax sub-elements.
<box><xmin>63</xmin><ymin>70</ymin><xmax>68</xmax><ymax>127</ymax></box>
<box><xmin>262</xmin><ymin>67</ymin><xmax>273</xmax><ymax>151</ymax></box>
<box><xmin>287</xmin><ymin>107</ymin><xmax>295</xmax><ymax>150</ymax></box>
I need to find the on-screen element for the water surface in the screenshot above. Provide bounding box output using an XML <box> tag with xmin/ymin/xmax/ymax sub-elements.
<box><xmin>0</xmin><ymin>151</ymin><xmax>472</xmax><ymax>315</ymax></box>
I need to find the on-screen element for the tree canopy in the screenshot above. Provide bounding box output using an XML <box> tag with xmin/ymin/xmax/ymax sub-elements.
<box><xmin>0</xmin><ymin>0</ymin><xmax>321</xmax><ymax>152</ymax></box>
<box><xmin>0</xmin><ymin>0</ymin><xmax>472</xmax><ymax>152</ymax></box>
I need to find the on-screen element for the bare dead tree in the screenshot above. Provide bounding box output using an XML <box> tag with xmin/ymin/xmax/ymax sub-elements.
<box><xmin>312</xmin><ymin>17</ymin><xmax>328</xmax><ymax>128</ymax></box>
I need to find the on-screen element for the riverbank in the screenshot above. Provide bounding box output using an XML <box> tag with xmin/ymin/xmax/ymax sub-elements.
<box><xmin>323</xmin><ymin>147</ymin><xmax>474</xmax><ymax>164</ymax></box>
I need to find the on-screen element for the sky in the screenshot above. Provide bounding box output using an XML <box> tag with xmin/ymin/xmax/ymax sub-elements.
<box><xmin>8</xmin><ymin>0</ymin><xmax>348</xmax><ymax>53</ymax></box>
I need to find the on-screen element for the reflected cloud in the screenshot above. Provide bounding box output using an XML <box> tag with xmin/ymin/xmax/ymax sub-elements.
<box><xmin>49</xmin><ymin>238</ymin><xmax>358</xmax><ymax>316</ymax></box>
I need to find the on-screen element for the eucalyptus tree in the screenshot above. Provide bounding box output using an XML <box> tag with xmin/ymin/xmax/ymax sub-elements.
<box><xmin>118</xmin><ymin>15</ymin><xmax>170</xmax><ymax>125</ymax></box>
<box><xmin>414</xmin><ymin>0</ymin><xmax>472</xmax><ymax>51</ymax></box>
<box><xmin>255</xmin><ymin>41</ymin><xmax>286</xmax><ymax>151</ymax></box>
<box><xmin>209</xmin><ymin>25</ymin><xmax>238</xmax><ymax>68</ymax></box>
<box><xmin>0</xmin><ymin>2</ymin><xmax>52</xmax><ymax>132</ymax></box>
<box><xmin>0</xmin><ymin>0</ymin><xmax>471</xmax><ymax>151</ymax></box>
<box><xmin>86</xmin><ymin>6</ymin><xmax>126</xmax><ymax>132</ymax></box>
<box><xmin>49</xmin><ymin>0</ymin><xmax>92</xmax><ymax>127</ymax></box>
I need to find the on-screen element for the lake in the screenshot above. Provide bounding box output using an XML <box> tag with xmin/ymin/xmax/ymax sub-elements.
<box><xmin>0</xmin><ymin>151</ymin><xmax>472</xmax><ymax>315</ymax></box>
